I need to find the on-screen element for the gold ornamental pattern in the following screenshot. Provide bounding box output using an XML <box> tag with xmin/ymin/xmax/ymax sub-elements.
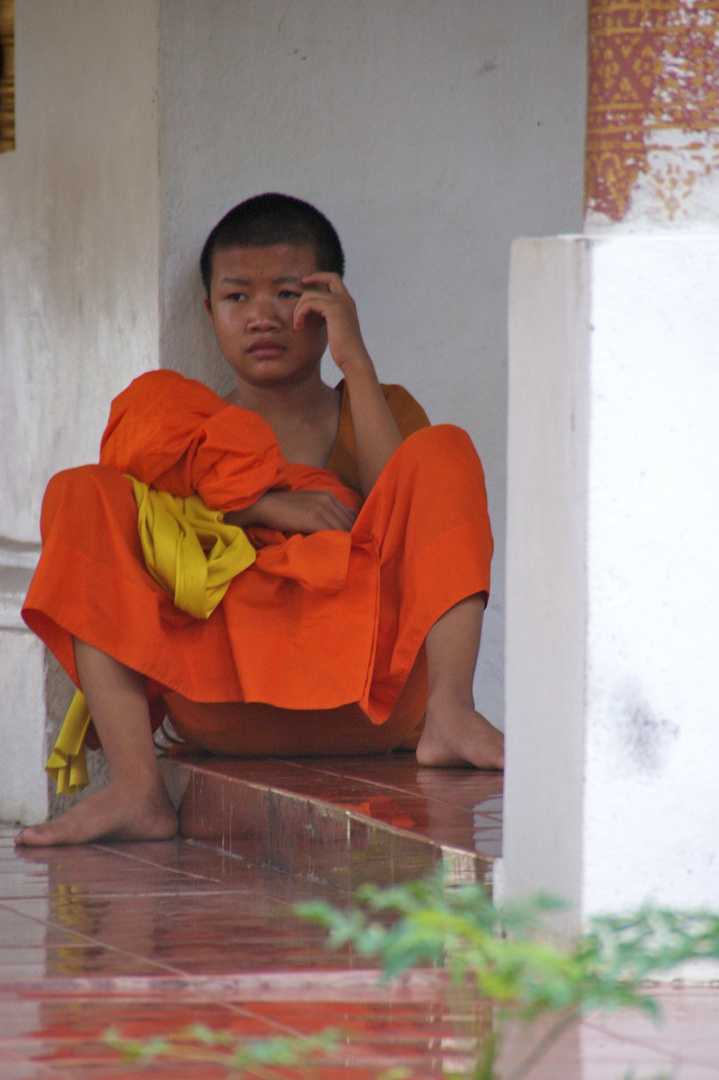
<box><xmin>586</xmin><ymin>0</ymin><xmax>719</xmax><ymax>221</ymax></box>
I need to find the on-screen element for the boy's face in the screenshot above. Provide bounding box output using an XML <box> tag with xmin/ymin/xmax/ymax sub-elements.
<box><xmin>205</xmin><ymin>243</ymin><xmax>328</xmax><ymax>391</ymax></box>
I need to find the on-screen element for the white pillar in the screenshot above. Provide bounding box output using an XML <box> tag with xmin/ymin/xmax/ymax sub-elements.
<box><xmin>0</xmin><ymin>1</ymin><xmax>160</xmax><ymax>822</ymax></box>
<box><xmin>504</xmin><ymin>234</ymin><xmax>719</xmax><ymax>924</ymax></box>
<box><xmin>503</xmin><ymin>0</ymin><xmax>719</xmax><ymax>936</ymax></box>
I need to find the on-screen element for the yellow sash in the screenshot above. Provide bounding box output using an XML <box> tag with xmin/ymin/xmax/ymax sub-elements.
<box><xmin>128</xmin><ymin>477</ymin><xmax>256</xmax><ymax>620</ymax></box>
<box><xmin>46</xmin><ymin>480</ymin><xmax>256</xmax><ymax>795</ymax></box>
<box><xmin>45</xmin><ymin>691</ymin><xmax>93</xmax><ymax>795</ymax></box>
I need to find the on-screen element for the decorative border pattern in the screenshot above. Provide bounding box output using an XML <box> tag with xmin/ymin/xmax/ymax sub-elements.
<box><xmin>585</xmin><ymin>1</ymin><xmax>719</xmax><ymax>221</ymax></box>
<box><xmin>0</xmin><ymin>0</ymin><xmax>14</xmax><ymax>154</ymax></box>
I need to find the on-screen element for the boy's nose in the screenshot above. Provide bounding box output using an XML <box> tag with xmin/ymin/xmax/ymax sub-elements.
<box><xmin>247</xmin><ymin>298</ymin><xmax>282</xmax><ymax>330</ymax></box>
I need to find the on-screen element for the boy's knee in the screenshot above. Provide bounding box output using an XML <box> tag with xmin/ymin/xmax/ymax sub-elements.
<box><xmin>51</xmin><ymin>462</ymin><xmax>127</xmax><ymax>487</ymax></box>
<box><xmin>395</xmin><ymin>424</ymin><xmax>480</xmax><ymax>474</ymax></box>
<box><xmin>42</xmin><ymin>466</ymin><xmax>132</xmax><ymax>537</ymax></box>
<box><xmin>45</xmin><ymin>464</ymin><xmax>124</xmax><ymax>505</ymax></box>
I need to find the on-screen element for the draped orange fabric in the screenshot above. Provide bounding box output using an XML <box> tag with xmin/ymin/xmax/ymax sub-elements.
<box><xmin>22</xmin><ymin>370</ymin><xmax>493</xmax><ymax>756</ymax></box>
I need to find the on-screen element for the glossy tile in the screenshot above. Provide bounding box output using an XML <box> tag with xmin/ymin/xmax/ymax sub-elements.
<box><xmin>174</xmin><ymin>756</ymin><xmax>491</xmax><ymax>888</ymax></box>
<box><xmin>4</xmin><ymin>756</ymin><xmax>719</xmax><ymax>1079</ymax></box>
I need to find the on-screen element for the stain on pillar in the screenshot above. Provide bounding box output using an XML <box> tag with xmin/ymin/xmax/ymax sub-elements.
<box><xmin>585</xmin><ymin>0</ymin><xmax>719</xmax><ymax>223</ymax></box>
<box><xmin>621</xmin><ymin>698</ymin><xmax>679</xmax><ymax>775</ymax></box>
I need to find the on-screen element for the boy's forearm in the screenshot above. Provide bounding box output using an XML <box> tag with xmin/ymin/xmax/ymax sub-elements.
<box><xmin>293</xmin><ymin>271</ymin><xmax>403</xmax><ymax>494</ymax></box>
<box><xmin>225</xmin><ymin>489</ymin><xmax>357</xmax><ymax>534</ymax></box>
<box><xmin>342</xmin><ymin>355</ymin><xmax>403</xmax><ymax>497</ymax></box>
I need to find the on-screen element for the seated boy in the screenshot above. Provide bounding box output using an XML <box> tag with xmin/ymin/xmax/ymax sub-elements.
<box><xmin>16</xmin><ymin>193</ymin><xmax>503</xmax><ymax>848</ymax></box>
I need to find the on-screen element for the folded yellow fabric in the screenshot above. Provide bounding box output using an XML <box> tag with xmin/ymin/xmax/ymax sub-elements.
<box><xmin>128</xmin><ymin>476</ymin><xmax>257</xmax><ymax>620</ymax></box>
<box><xmin>46</xmin><ymin>479</ymin><xmax>256</xmax><ymax>793</ymax></box>
<box><xmin>46</xmin><ymin>690</ymin><xmax>92</xmax><ymax>796</ymax></box>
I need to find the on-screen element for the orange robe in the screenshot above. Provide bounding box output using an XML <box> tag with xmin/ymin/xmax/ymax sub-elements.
<box><xmin>22</xmin><ymin>370</ymin><xmax>493</xmax><ymax>756</ymax></box>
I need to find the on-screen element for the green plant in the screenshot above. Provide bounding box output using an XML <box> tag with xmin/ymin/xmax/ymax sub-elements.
<box><xmin>105</xmin><ymin>874</ymin><xmax>719</xmax><ymax>1079</ymax></box>
<box><xmin>105</xmin><ymin>1023</ymin><xmax>339</xmax><ymax>1078</ymax></box>
<box><xmin>105</xmin><ymin>1023</ymin><xmax>414</xmax><ymax>1078</ymax></box>
<box><xmin>299</xmin><ymin>872</ymin><xmax>719</xmax><ymax>1080</ymax></box>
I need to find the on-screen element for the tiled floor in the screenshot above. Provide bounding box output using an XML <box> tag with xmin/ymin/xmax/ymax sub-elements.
<box><xmin>2</xmin><ymin>755</ymin><xmax>719</xmax><ymax>1078</ymax></box>
<box><xmin>165</xmin><ymin>752</ymin><xmax>502</xmax><ymax>887</ymax></box>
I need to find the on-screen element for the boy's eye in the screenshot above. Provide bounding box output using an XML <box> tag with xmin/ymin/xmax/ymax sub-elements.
<box><xmin>225</xmin><ymin>292</ymin><xmax>247</xmax><ymax>302</ymax></box>
<box><xmin>279</xmin><ymin>289</ymin><xmax>302</xmax><ymax>300</ymax></box>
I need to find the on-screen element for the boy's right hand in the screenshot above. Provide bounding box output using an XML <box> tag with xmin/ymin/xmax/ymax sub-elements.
<box><xmin>225</xmin><ymin>490</ymin><xmax>357</xmax><ymax>534</ymax></box>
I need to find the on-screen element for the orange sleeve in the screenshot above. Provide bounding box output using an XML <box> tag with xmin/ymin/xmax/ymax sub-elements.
<box><xmin>99</xmin><ymin>370</ymin><xmax>289</xmax><ymax>511</ymax></box>
<box><xmin>381</xmin><ymin>384</ymin><xmax>431</xmax><ymax>437</ymax></box>
<box><xmin>326</xmin><ymin>382</ymin><xmax>430</xmax><ymax>493</ymax></box>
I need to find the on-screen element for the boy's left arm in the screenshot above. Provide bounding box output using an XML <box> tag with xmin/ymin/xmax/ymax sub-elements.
<box><xmin>295</xmin><ymin>273</ymin><xmax>403</xmax><ymax>498</ymax></box>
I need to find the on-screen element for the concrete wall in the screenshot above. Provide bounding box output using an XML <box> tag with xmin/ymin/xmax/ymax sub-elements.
<box><xmin>158</xmin><ymin>0</ymin><xmax>587</xmax><ymax>723</ymax></box>
<box><xmin>0</xmin><ymin>0</ymin><xmax>161</xmax><ymax>541</ymax></box>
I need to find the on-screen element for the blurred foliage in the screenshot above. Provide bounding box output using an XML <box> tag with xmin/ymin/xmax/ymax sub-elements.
<box><xmin>106</xmin><ymin>1024</ymin><xmax>339</xmax><ymax>1078</ymax></box>
<box><xmin>299</xmin><ymin>871</ymin><xmax>719</xmax><ymax>1080</ymax></box>
<box><xmin>106</xmin><ymin>871</ymin><xmax>719</xmax><ymax>1079</ymax></box>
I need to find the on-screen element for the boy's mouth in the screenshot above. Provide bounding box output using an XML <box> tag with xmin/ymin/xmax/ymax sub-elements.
<box><xmin>247</xmin><ymin>340</ymin><xmax>287</xmax><ymax>359</ymax></box>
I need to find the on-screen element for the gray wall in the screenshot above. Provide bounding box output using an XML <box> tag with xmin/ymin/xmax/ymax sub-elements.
<box><xmin>159</xmin><ymin>0</ymin><xmax>588</xmax><ymax>723</ymax></box>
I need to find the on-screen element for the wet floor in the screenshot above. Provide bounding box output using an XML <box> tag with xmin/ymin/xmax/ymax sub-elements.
<box><xmin>1</xmin><ymin>754</ymin><xmax>718</xmax><ymax>1078</ymax></box>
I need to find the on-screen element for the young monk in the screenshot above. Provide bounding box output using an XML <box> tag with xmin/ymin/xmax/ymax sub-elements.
<box><xmin>16</xmin><ymin>193</ymin><xmax>503</xmax><ymax>848</ymax></box>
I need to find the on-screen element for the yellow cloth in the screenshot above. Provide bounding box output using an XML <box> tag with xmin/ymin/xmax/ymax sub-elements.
<box><xmin>45</xmin><ymin>480</ymin><xmax>256</xmax><ymax>793</ymax></box>
<box><xmin>45</xmin><ymin>690</ymin><xmax>92</xmax><ymax>795</ymax></box>
<box><xmin>128</xmin><ymin>476</ymin><xmax>257</xmax><ymax>621</ymax></box>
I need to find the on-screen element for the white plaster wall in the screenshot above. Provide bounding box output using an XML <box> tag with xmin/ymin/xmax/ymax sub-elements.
<box><xmin>0</xmin><ymin>630</ymin><xmax>49</xmax><ymax>822</ymax></box>
<box><xmin>0</xmin><ymin>0</ymin><xmax>161</xmax><ymax>542</ymax></box>
<box><xmin>158</xmin><ymin>0</ymin><xmax>587</xmax><ymax>724</ymax></box>
<box><xmin>583</xmin><ymin>236</ymin><xmax>719</xmax><ymax>913</ymax></box>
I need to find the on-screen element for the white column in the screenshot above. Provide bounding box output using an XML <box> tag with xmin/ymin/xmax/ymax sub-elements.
<box><xmin>0</xmin><ymin>1</ymin><xmax>160</xmax><ymax>823</ymax></box>
<box><xmin>502</xmin><ymin>0</ymin><xmax>719</xmax><ymax>935</ymax></box>
<box><xmin>504</xmin><ymin>234</ymin><xmax>719</xmax><ymax>924</ymax></box>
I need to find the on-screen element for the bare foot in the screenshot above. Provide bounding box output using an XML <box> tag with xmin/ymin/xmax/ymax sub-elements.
<box><xmin>416</xmin><ymin>703</ymin><xmax>504</xmax><ymax>769</ymax></box>
<box><xmin>14</xmin><ymin>779</ymin><xmax>178</xmax><ymax>847</ymax></box>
